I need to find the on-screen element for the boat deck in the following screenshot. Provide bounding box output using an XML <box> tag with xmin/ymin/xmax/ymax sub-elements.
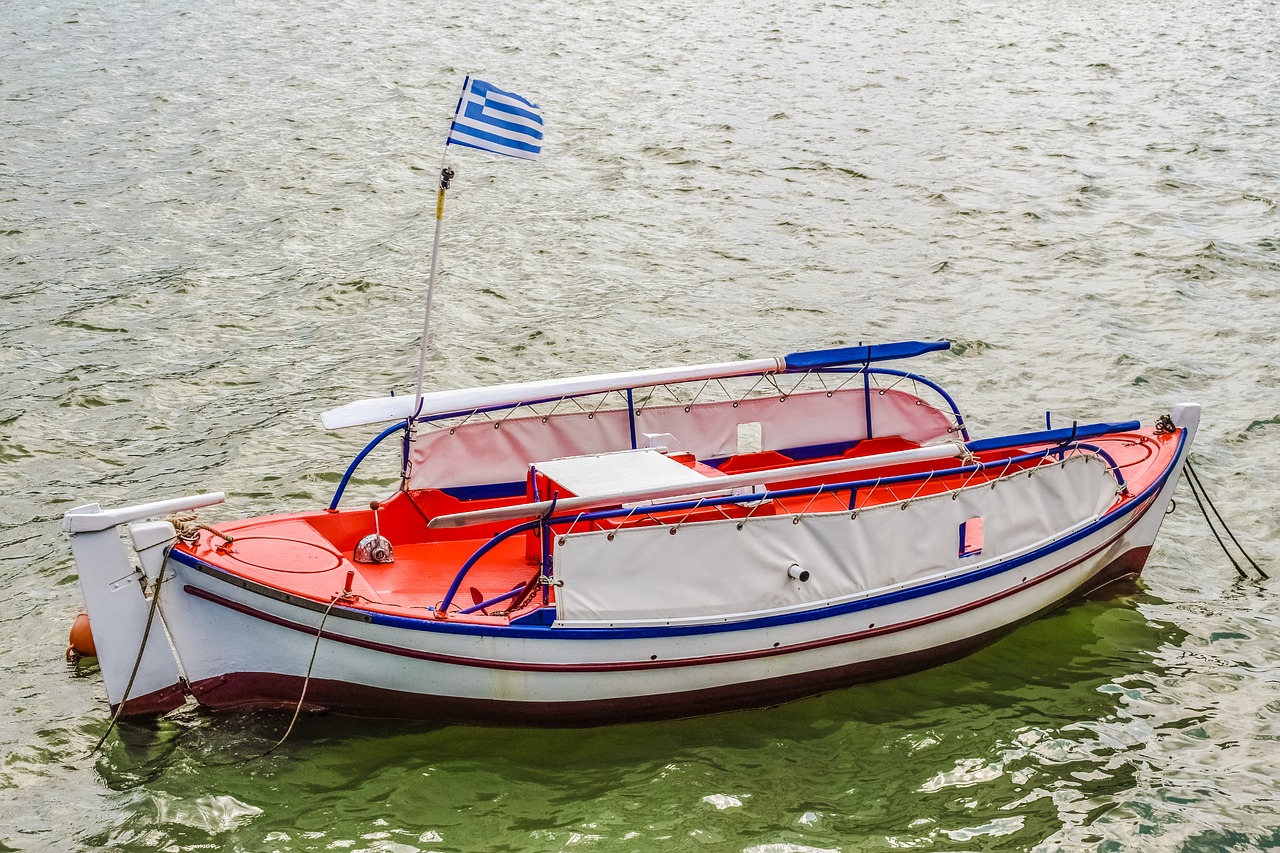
<box><xmin>176</xmin><ymin>427</ymin><xmax>1181</xmax><ymax>626</ymax></box>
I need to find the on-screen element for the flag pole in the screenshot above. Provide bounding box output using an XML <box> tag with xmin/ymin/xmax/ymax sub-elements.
<box><xmin>405</xmin><ymin>73</ymin><xmax>541</xmax><ymax>434</ymax></box>
<box><xmin>402</xmin><ymin>160</ymin><xmax>452</xmax><ymax>491</ymax></box>
<box><xmin>411</xmin><ymin>162</ymin><xmax>455</xmax><ymax>418</ymax></box>
<box><xmin>410</xmin><ymin>75</ymin><xmax>476</xmax><ymax>426</ymax></box>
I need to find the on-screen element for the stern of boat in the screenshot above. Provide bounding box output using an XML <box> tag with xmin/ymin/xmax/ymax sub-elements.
<box><xmin>61</xmin><ymin>493</ymin><xmax>225</xmax><ymax>716</ymax></box>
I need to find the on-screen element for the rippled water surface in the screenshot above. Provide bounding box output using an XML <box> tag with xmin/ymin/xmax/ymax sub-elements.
<box><xmin>2</xmin><ymin>0</ymin><xmax>1278</xmax><ymax>850</ymax></box>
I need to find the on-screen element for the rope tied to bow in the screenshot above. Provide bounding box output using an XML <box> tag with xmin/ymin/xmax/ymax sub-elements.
<box><xmin>167</xmin><ymin>510</ymin><xmax>233</xmax><ymax>546</ymax></box>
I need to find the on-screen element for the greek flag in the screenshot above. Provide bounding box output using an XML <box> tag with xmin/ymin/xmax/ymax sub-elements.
<box><xmin>447</xmin><ymin>77</ymin><xmax>543</xmax><ymax>162</ymax></box>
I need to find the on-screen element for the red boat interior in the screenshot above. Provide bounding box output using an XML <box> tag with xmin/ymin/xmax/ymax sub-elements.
<box><xmin>177</xmin><ymin>426</ymin><xmax>1183</xmax><ymax>626</ymax></box>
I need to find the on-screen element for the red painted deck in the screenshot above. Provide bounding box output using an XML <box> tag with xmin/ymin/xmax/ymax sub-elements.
<box><xmin>175</xmin><ymin>427</ymin><xmax>1180</xmax><ymax>626</ymax></box>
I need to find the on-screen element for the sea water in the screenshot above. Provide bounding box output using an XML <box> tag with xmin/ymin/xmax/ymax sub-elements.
<box><xmin>1</xmin><ymin>0</ymin><xmax>1277</xmax><ymax>849</ymax></box>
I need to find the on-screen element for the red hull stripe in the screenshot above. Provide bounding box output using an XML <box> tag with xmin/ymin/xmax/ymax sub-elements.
<box><xmin>181</xmin><ymin>505</ymin><xmax>1149</xmax><ymax>675</ymax></box>
<box><xmin>114</xmin><ymin>681</ymin><xmax>187</xmax><ymax>717</ymax></box>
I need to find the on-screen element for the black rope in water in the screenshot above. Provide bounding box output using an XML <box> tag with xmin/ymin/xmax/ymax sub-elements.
<box><xmin>193</xmin><ymin>594</ymin><xmax>343</xmax><ymax>767</ymax></box>
<box><xmin>1185</xmin><ymin>467</ymin><xmax>1247</xmax><ymax>578</ymax></box>
<box><xmin>1185</xmin><ymin>459</ymin><xmax>1268</xmax><ymax>580</ymax></box>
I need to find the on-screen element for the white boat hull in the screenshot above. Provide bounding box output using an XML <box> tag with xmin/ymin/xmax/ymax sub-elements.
<box><xmin>153</xmin><ymin>462</ymin><xmax>1174</xmax><ymax>724</ymax></box>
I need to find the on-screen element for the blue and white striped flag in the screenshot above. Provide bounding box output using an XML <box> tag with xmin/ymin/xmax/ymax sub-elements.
<box><xmin>447</xmin><ymin>77</ymin><xmax>543</xmax><ymax>162</ymax></box>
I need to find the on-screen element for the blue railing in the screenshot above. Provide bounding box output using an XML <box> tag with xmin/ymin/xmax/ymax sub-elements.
<box><xmin>438</xmin><ymin>517</ymin><xmax>544</xmax><ymax>613</ymax></box>
<box><xmin>823</xmin><ymin>366</ymin><xmax>969</xmax><ymax>441</ymax></box>
<box><xmin>1072</xmin><ymin>443</ymin><xmax>1128</xmax><ymax>493</ymax></box>
<box><xmin>328</xmin><ymin>420</ymin><xmax>410</xmax><ymax>510</ymax></box>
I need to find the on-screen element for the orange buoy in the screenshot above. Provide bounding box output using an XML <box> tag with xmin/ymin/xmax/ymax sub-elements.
<box><xmin>67</xmin><ymin>610</ymin><xmax>96</xmax><ymax>660</ymax></box>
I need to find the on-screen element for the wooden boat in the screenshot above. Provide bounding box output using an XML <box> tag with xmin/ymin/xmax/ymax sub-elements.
<box><xmin>62</xmin><ymin>339</ymin><xmax>1199</xmax><ymax>724</ymax></box>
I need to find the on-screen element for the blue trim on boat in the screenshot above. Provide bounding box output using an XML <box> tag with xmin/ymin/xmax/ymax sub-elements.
<box><xmin>509</xmin><ymin>607</ymin><xmax>556</xmax><ymax>626</ymax></box>
<box><xmin>863</xmin><ymin>364</ymin><xmax>873</xmax><ymax>438</ymax></box>
<box><xmin>440</xmin><ymin>481</ymin><xmax>527</xmax><ymax>500</ymax></box>
<box><xmin>778</xmin><ymin>439</ymin><xmax>858</xmax><ymax>462</ymax></box>
<box><xmin>965</xmin><ymin>420</ymin><xmax>1138</xmax><ymax>453</ymax></box>
<box><xmin>627</xmin><ymin>388</ymin><xmax>637</xmax><ymax>450</ymax></box>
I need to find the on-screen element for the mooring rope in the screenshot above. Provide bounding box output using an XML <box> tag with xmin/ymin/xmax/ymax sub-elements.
<box><xmin>254</xmin><ymin>594</ymin><xmax>343</xmax><ymax>759</ymax></box>
<box><xmin>90</xmin><ymin>571</ymin><xmax>165</xmax><ymax>754</ymax></box>
<box><xmin>1184</xmin><ymin>459</ymin><xmax>1267</xmax><ymax>580</ymax></box>
<box><xmin>168</xmin><ymin>511</ymin><xmax>233</xmax><ymax>545</ymax></box>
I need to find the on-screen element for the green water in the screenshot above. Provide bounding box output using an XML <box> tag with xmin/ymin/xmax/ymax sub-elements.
<box><xmin>72</xmin><ymin>601</ymin><xmax>1202</xmax><ymax>851</ymax></box>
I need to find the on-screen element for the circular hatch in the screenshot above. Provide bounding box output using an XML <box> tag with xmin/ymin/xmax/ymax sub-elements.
<box><xmin>219</xmin><ymin>536</ymin><xmax>344</xmax><ymax>574</ymax></box>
